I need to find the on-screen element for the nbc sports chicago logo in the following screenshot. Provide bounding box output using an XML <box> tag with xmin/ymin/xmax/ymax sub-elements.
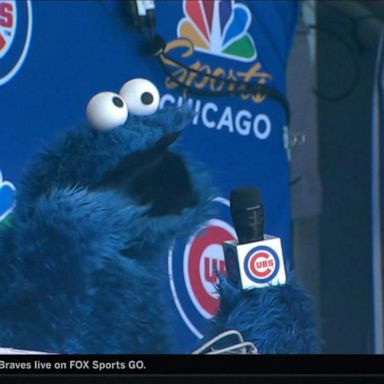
<box><xmin>168</xmin><ymin>197</ymin><xmax>237</xmax><ymax>338</ymax></box>
<box><xmin>178</xmin><ymin>0</ymin><xmax>257</xmax><ymax>62</ymax></box>
<box><xmin>0</xmin><ymin>0</ymin><xmax>32</xmax><ymax>86</ymax></box>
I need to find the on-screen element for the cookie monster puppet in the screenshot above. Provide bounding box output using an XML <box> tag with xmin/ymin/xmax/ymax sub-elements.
<box><xmin>0</xmin><ymin>78</ymin><xmax>317</xmax><ymax>354</ymax></box>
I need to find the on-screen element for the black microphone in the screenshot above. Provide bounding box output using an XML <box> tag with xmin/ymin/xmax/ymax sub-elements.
<box><xmin>230</xmin><ymin>187</ymin><xmax>264</xmax><ymax>244</ymax></box>
<box><xmin>224</xmin><ymin>187</ymin><xmax>286</xmax><ymax>289</ymax></box>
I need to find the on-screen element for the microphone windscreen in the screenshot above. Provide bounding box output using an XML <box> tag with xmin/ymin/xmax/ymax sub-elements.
<box><xmin>230</xmin><ymin>187</ymin><xmax>264</xmax><ymax>244</ymax></box>
<box><xmin>230</xmin><ymin>187</ymin><xmax>262</xmax><ymax>212</ymax></box>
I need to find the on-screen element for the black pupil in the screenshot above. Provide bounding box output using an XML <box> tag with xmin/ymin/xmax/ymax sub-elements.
<box><xmin>141</xmin><ymin>92</ymin><xmax>154</xmax><ymax>105</ymax></box>
<box><xmin>113</xmin><ymin>97</ymin><xmax>124</xmax><ymax>108</ymax></box>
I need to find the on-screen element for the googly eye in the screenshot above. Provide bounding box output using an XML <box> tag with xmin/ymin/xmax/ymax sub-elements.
<box><xmin>119</xmin><ymin>78</ymin><xmax>160</xmax><ymax>116</ymax></box>
<box><xmin>86</xmin><ymin>92</ymin><xmax>128</xmax><ymax>131</ymax></box>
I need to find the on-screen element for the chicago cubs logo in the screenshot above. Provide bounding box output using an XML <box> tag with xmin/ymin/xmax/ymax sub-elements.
<box><xmin>168</xmin><ymin>197</ymin><xmax>236</xmax><ymax>338</ymax></box>
<box><xmin>244</xmin><ymin>245</ymin><xmax>280</xmax><ymax>284</ymax></box>
<box><xmin>0</xmin><ymin>1</ymin><xmax>16</xmax><ymax>58</ymax></box>
<box><xmin>0</xmin><ymin>0</ymin><xmax>32</xmax><ymax>86</ymax></box>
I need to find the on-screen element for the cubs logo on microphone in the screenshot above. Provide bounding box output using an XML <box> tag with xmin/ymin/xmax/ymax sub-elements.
<box><xmin>244</xmin><ymin>245</ymin><xmax>280</xmax><ymax>284</ymax></box>
<box><xmin>168</xmin><ymin>197</ymin><xmax>236</xmax><ymax>338</ymax></box>
<box><xmin>0</xmin><ymin>0</ymin><xmax>32</xmax><ymax>86</ymax></box>
<box><xmin>223</xmin><ymin>235</ymin><xmax>286</xmax><ymax>290</ymax></box>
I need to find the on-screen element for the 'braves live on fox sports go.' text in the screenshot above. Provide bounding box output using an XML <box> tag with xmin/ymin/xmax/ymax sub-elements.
<box><xmin>0</xmin><ymin>359</ymin><xmax>146</xmax><ymax>371</ymax></box>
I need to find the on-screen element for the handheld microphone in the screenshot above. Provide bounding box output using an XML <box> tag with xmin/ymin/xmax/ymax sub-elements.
<box><xmin>230</xmin><ymin>187</ymin><xmax>264</xmax><ymax>244</ymax></box>
<box><xmin>223</xmin><ymin>187</ymin><xmax>286</xmax><ymax>289</ymax></box>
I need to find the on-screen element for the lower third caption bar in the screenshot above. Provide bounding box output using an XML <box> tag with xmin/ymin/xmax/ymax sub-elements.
<box><xmin>0</xmin><ymin>359</ymin><xmax>146</xmax><ymax>373</ymax></box>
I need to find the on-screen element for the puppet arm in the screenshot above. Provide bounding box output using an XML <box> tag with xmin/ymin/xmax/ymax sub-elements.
<box><xmin>200</xmin><ymin>273</ymin><xmax>318</xmax><ymax>354</ymax></box>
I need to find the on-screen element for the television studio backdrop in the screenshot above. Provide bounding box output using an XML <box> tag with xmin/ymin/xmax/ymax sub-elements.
<box><xmin>0</xmin><ymin>0</ymin><xmax>383</xmax><ymax>355</ymax></box>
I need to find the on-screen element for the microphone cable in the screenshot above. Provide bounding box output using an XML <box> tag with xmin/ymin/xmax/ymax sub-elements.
<box><xmin>122</xmin><ymin>0</ymin><xmax>291</xmax><ymax>127</ymax></box>
<box><xmin>100</xmin><ymin>0</ymin><xmax>302</xmax><ymax>184</ymax></box>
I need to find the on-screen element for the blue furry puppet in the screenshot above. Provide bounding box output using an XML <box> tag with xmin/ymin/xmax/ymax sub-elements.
<box><xmin>0</xmin><ymin>78</ymin><xmax>317</xmax><ymax>354</ymax></box>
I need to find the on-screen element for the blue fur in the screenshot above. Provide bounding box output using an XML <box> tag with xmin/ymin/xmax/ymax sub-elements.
<box><xmin>200</xmin><ymin>270</ymin><xmax>318</xmax><ymax>353</ymax></box>
<box><xmin>0</xmin><ymin>105</ymin><xmax>317</xmax><ymax>353</ymax></box>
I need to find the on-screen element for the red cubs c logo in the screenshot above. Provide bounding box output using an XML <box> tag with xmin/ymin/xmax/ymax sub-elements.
<box><xmin>244</xmin><ymin>246</ymin><xmax>280</xmax><ymax>284</ymax></box>
<box><xmin>249</xmin><ymin>251</ymin><xmax>275</xmax><ymax>278</ymax></box>
<box><xmin>0</xmin><ymin>2</ymin><xmax>13</xmax><ymax>28</ymax></box>
<box><xmin>185</xmin><ymin>220</ymin><xmax>236</xmax><ymax>318</ymax></box>
<box><xmin>0</xmin><ymin>1</ymin><xmax>15</xmax><ymax>56</ymax></box>
<box><xmin>0</xmin><ymin>0</ymin><xmax>33</xmax><ymax>86</ymax></box>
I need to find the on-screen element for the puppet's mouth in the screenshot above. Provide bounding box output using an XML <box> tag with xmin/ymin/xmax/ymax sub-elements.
<box><xmin>95</xmin><ymin>132</ymin><xmax>198</xmax><ymax>216</ymax></box>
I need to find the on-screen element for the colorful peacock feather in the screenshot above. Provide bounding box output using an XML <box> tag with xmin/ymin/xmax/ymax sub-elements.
<box><xmin>178</xmin><ymin>0</ymin><xmax>257</xmax><ymax>62</ymax></box>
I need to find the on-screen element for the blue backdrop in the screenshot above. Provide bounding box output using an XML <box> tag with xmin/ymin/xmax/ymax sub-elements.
<box><xmin>0</xmin><ymin>0</ymin><xmax>298</xmax><ymax>352</ymax></box>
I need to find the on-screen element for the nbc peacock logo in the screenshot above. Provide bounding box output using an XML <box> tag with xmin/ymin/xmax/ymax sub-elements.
<box><xmin>177</xmin><ymin>0</ymin><xmax>257</xmax><ymax>62</ymax></box>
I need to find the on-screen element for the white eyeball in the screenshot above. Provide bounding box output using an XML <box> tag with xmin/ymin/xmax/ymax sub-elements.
<box><xmin>86</xmin><ymin>92</ymin><xmax>128</xmax><ymax>131</ymax></box>
<box><xmin>119</xmin><ymin>78</ymin><xmax>160</xmax><ymax>116</ymax></box>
